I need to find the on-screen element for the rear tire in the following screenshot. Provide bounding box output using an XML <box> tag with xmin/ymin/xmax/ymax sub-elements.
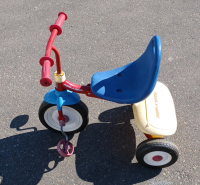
<box><xmin>38</xmin><ymin>101</ymin><xmax>89</xmax><ymax>134</ymax></box>
<box><xmin>136</xmin><ymin>139</ymin><xmax>179</xmax><ymax>168</ymax></box>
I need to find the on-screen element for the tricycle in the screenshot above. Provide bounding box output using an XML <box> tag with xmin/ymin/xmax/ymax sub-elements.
<box><xmin>39</xmin><ymin>12</ymin><xmax>179</xmax><ymax>168</ymax></box>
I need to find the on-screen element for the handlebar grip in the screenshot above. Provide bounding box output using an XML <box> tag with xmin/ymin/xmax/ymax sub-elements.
<box><xmin>49</xmin><ymin>12</ymin><xmax>68</xmax><ymax>35</ymax></box>
<box><xmin>40</xmin><ymin>60</ymin><xmax>52</xmax><ymax>86</ymax></box>
<box><xmin>40</xmin><ymin>57</ymin><xmax>54</xmax><ymax>86</ymax></box>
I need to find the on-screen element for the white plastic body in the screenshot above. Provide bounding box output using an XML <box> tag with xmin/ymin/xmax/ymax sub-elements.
<box><xmin>132</xmin><ymin>82</ymin><xmax>177</xmax><ymax>136</ymax></box>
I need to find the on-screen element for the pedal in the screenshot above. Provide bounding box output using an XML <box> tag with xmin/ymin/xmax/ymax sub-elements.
<box><xmin>132</xmin><ymin>82</ymin><xmax>177</xmax><ymax>136</ymax></box>
<box><xmin>57</xmin><ymin>139</ymin><xmax>74</xmax><ymax>157</ymax></box>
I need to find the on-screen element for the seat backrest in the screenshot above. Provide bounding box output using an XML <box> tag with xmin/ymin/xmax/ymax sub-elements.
<box><xmin>91</xmin><ymin>35</ymin><xmax>162</xmax><ymax>104</ymax></box>
<box><xmin>133</xmin><ymin>35</ymin><xmax>162</xmax><ymax>100</ymax></box>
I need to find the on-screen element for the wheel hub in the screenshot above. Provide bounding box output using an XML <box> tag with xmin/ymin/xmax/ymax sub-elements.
<box><xmin>57</xmin><ymin>115</ymin><xmax>70</xmax><ymax>124</ymax></box>
<box><xmin>152</xmin><ymin>155</ymin><xmax>163</xmax><ymax>161</ymax></box>
<box><xmin>143</xmin><ymin>151</ymin><xmax>172</xmax><ymax>166</ymax></box>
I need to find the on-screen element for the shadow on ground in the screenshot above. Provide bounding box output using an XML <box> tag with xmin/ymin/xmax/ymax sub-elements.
<box><xmin>0</xmin><ymin>115</ymin><xmax>68</xmax><ymax>185</ymax></box>
<box><xmin>75</xmin><ymin>105</ymin><xmax>161</xmax><ymax>185</ymax></box>
<box><xmin>0</xmin><ymin>105</ymin><xmax>161</xmax><ymax>185</ymax></box>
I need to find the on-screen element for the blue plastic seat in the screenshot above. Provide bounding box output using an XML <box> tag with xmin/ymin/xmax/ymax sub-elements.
<box><xmin>91</xmin><ymin>35</ymin><xmax>162</xmax><ymax>104</ymax></box>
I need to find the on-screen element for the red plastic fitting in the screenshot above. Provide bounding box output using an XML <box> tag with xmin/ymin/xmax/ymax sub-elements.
<box><xmin>49</xmin><ymin>12</ymin><xmax>68</xmax><ymax>35</ymax></box>
<box><xmin>40</xmin><ymin>56</ymin><xmax>54</xmax><ymax>66</ymax></box>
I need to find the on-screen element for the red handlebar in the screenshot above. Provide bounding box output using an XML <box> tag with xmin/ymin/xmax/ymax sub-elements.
<box><xmin>40</xmin><ymin>12</ymin><xmax>68</xmax><ymax>87</ymax></box>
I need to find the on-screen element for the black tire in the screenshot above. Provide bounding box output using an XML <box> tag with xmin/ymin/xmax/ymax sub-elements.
<box><xmin>136</xmin><ymin>139</ymin><xmax>179</xmax><ymax>168</ymax></box>
<box><xmin>38</xmin><ymin>101</ymin><xmax>89</xmax><ymax>134</ymax></box>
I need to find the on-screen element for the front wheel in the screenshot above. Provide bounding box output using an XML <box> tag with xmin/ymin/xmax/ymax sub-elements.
<box><xmin>38</xmin><ymin>101</ymin><xmax>89</xmax><ymax>134</ymax></box>
<box><xmin>136</xmin><ymin>139</ymin><xmax>179</xmax><ymax>168</ymax></box>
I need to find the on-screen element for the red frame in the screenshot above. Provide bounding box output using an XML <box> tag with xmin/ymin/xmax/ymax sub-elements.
<box><xmin>51</xmin><ymin>40</ymin><xmax>100</xmax><ymax>98</ymax></box>
<box><xmin>40</xmin><ymin>12</ymin><xmax>100</xmax><ymax>99</ymax></box>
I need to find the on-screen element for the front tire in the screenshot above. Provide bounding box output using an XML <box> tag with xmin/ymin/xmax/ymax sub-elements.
<box><xmin>136</xmin><ymin>139</ymin><xmax>179</xmax><ymax>168</ymax></box>
<box><xmin>38</xmin><ymin>101</ymin><xmax>89</xmax><ymax>134</ymax></box>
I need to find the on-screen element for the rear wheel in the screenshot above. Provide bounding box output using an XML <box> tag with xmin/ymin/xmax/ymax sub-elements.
<box><xmin>38</xmin><ymin>101</ymin><xmax>89</xmax><ymax>134</ymax></box>
<box><xmin>136</xmin><ymin>139</ymin><xmax>179</xmax><ymax>168</ymax></box>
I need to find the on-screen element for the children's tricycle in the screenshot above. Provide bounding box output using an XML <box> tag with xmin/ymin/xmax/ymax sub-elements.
<box><xmin>39</xmin><ymin>12</ymin><xmax>179</xmax><ymax>168</ymax></box>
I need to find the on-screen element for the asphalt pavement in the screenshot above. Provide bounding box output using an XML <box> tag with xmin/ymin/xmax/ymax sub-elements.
<box><xmin>0</xmin><ymin>0</ymin><xmax>199</xmax><ymax>184</ymax></box>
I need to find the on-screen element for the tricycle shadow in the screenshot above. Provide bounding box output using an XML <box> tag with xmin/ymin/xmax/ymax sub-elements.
<box><xmin>75</xmin><ymin>105</ymin><xmax>161</xmax><ymax>185</ymax></box>
<box><xmin>0</xmin><ymin>115</ymin><xmax>69</xmax><ymax>185</ymax></box>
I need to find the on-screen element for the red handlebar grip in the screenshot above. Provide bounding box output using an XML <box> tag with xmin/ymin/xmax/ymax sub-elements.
<box><xmin>49</xmin><ymin>12</ymin><xmax>68</xmax><ymax>35</ymax></box>
<box><xmin>40</xmin><ymin>60</ymin><xmax>52</xmax><ymax>86</ymax></box>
